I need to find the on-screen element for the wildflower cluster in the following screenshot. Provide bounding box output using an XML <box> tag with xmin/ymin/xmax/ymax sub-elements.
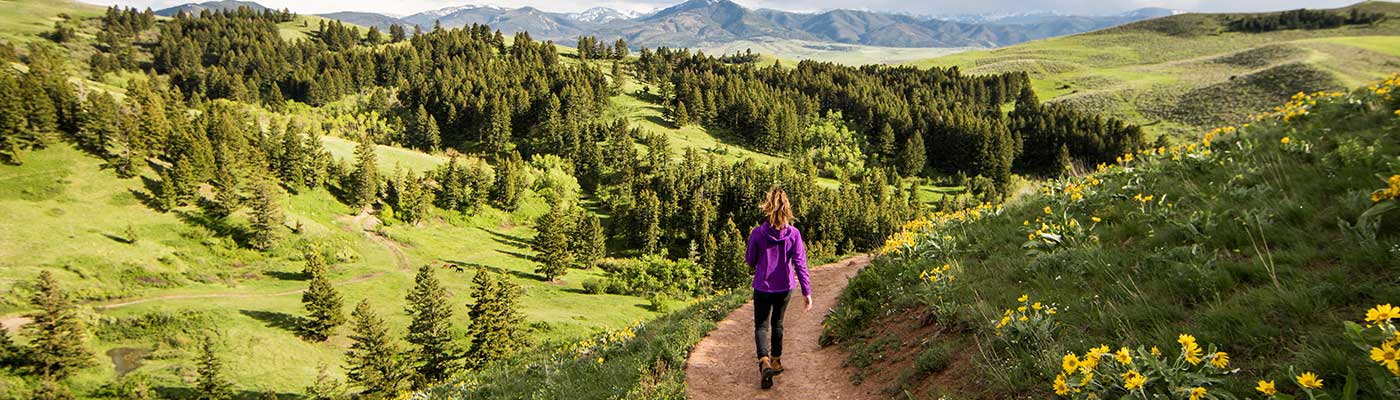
<box><xmin>1272</xmin><ymin>91</ymin><xmax>1345</xmax><ymax>123</ymax></box>
<box><xmin>564</xmin><ymin>322</ymin><xmax>640</xmax><ymax>361</ymax></box>
<box><xmin>1368</xmin><ymin>72</ymin><xmax>1398</xmax><ymax>100</ymax></box>
<box><xmin>993</xmin><ymin>293</ymin><xmax>1058</xmax><ymax>342</ymax></box>
<box><xmin>879</xmin><ymin>202</ymin><xmax>999</xmax><ymax>257</ymax></box>
<box><xmin>1054</xmin><ymin>334</ymin><xmax>1236</xmax><ymax>399</ymax></box>
<box><xmin>1021</xmin><ymin>203</ymin><xmax>1103</xmax><ymax>255</ymax></box>
<box><xmin>1372</xmin><ymin>175</ymin><xmax>1400</xmax><ymax>203</ymax></box>
<box><xmin>1344</xmin><ymin>304</ymin><xmax>1400</xmax><ymax>380</ymax></box>
<box><xmin>917</xmin><ymin>263</ymin><xmax>960</xmax><ymax>318</ymax></box>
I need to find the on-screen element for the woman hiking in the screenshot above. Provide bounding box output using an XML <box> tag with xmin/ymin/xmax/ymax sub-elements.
<box><xmin>745</xmin><ymin>186</ymin><xmax>811</xmax><ymax>389</ymax></box>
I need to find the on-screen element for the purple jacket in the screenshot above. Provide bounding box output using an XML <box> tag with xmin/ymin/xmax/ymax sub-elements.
<box><xmin>745</xmin><ymin>222</ymin><xmax>810</xmax><ymax>296</ymax></box>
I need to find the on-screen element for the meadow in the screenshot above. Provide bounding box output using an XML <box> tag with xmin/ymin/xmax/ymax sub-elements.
<box><xmin>909</xmin><ymin>2</ymin><xmax>1400</xmax><ymax>138</ymax></box>
<box><xmin>823</xmin><ymin>76</ymin><xmax>1400</xmax><ymax>398</ymax></box>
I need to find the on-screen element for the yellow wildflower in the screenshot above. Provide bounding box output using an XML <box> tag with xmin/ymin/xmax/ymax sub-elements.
<box><xmin>1018</xmin><ymin>294</ymin><xmax>1029</xmax><ymax>303</ymax></box>
<box><xmin>1044</xmin><ymin>206</ymin><xmax>1053</xmax><ymax>215</ymax></box>
<box><xmin>1371</xmin><ymin>342</ymin><xmax>1400</xmax><ymax>375</ymax></box>
<box><xmin>1054</xmin><ymin>373</ymin><xmax>1071</xmax><ymax>395</ymax></box>
<box><xmin>1210</xmin><ymin>352</ymin><xmax>1229</xmax><ymax>369</ymax></box>
<box><xmin>1367</xmin><ymin>304</ymin><xmax>1399</xmax><ymax>324</ymax></box>
<box><xmin>1189</xmin><ymin>387</ymin><xmax>1207</xmax><ymax>400</ymax></box>
<box><xmin>1115</xmin><ymin>347</ymin><xmax>1131</xmax><ymax>365</ymax></box>
<box><xmin>1280</xmin><ymin>136</ymin><xmax>1291</xmax><ymax>145</ymax></box>
<box><xmin>1296</xmin><ymin>372</ymin><xmax>1323</xmax><ymax>389</ymax></box>
<box><xmin>1062</xmin><ymin>353</ymin><xmax>1080</xmax><ymax>374</ymax></box>
<box><xmin>1257</xmin><ymin>380</ymin><xmax>1277</xmax><ymax>396</ymax></box>
<box><xmin>1122</xmin><ymin>370</ymin><xmax>1145</xmax><ymax>390</ymax></box>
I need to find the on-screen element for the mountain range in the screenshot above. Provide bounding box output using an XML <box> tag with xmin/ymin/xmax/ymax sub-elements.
<box><xmin>155</xmin><ymin>0</ymin><xmax>1177</xmax><ymax>49</ymax></box>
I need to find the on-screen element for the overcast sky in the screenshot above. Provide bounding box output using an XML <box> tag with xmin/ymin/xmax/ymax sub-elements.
<box><xmin>80</xmin><ymin>0</ymin><xmax>1364</xmax><ymax>17</ymax></box>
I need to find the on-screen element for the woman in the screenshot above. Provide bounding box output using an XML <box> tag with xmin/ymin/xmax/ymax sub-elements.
<box><xmin>745</xmin><ymin>186</ymin><xmax>811</xmax><ymax>389</ymax></box>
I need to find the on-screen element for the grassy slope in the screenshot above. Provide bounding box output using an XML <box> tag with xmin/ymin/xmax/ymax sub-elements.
<box><xmin>0</xmin><ymin>3</ymin><xmax>661</xmax><ymax>396</ymax></box>
<box><xmin>909</xmin><ymin>2</ymin><xmax>1400</xmax><ymax>138</ymax></box>
<box><xmin>698</xmin><ymin>38</ymin><xmax>972</xmax><ymax>66</ymax></box>
<box><xmin>825</xmin><ymin>78</ymin><xmax>1400</xmax><ymax>397</ymax></box>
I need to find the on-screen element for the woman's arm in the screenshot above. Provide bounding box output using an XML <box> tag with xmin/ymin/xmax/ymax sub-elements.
<box><xmin>791</xmin><ymin>229</ymin><xmax>810</xmax><ymax>297</ymax></box>
<box><xmin>744</xmin><ymin>227</ymin><xmax>758</xmax><ymax>268</ymax></box>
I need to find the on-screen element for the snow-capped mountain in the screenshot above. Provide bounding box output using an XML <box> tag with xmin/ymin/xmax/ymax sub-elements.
<box><xmin>566</xmin><ymin>7</ymin><xmax>640</xmax><ymax>23</ymax></box>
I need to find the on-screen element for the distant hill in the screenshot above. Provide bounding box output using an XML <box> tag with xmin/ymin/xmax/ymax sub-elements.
<box><xmin>316</xmin><ymin>11</ymin><xmax>405</xmax><ymax>29</ymax></box>
<box><xmin>288</xmin><ymin>0</ymin><xmax>1170</xmax><ymax>50</ymax></box>
<box><xmin>154</xmin><ymin>0</ymin><xmax>268</xmax><ymax>16</ymax></box>
<box><xmin>910</xmin><ymin>1</ymin><xmax>1400</xmax><ymax>137</ymax></box>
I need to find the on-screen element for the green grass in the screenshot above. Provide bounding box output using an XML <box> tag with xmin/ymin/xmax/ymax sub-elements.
<box><xmin>605</xmin><ymin>79</ymin><xmax>786</xmax><ymax>165</ymax></box>
<box><xmin>824</xmin><ymin>81</ymin><xmax>1400</xmax><ymax>398</ymax></box>
<box><xmin>320</xmin><ymin>135</ymin><xmax>448</xmax><ymax>174</ymax></box>
<box><xmin>0</xmin><ymin>0</ymin><xmax>103</xmax><ymax>44</ymax></box>
<box><xmin>907</xmin><ymin>3</ymin><xmax>1400</xmax><ymax>138</ymax></box>
<box><xmin>0</xmin><ymin>143</ymin><xmax>662</xmax><ymax>396</ymax></box>
<box><xmin>422</xmin><ymin>290</ymin><xmax>748</xmax><ymax>399</ymax></box>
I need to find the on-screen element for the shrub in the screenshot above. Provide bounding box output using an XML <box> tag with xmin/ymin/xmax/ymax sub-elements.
<box><xmin>582</xmin><ymin>279</ymin><xmax>606</xmax><ymax>295</ymax></box>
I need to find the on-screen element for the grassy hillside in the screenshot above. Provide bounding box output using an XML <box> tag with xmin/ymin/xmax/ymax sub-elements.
<box><xmin>823</xmin><ymin>76</ymin><xmax>1400</xmax><ymax>398</ymax></box>
<box><xmin>910</xmin><ymin>2</ymin><xmax>1400</xmax><ymax>138</ymax></box>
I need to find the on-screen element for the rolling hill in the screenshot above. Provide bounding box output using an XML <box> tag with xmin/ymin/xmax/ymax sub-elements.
<box><xmin>910</xmin><ymin>2</ymin><xmax>1400</xmax><ymax>137</ymax></box>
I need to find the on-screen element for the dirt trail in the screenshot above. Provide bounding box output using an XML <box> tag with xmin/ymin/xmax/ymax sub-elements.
<box><xmin>686</xmin><ymin>255</ymin><xmax>878</xmax><ymax>400</ymax></box>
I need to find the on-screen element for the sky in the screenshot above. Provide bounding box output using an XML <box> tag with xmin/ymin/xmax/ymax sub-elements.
<box><xmin>81</xmin><ymin>0</ymin><xmax>1364</xmax><ymax>17</ymax></box>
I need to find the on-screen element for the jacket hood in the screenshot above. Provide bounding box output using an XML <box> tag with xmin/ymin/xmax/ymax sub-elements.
<box><xmin>760</xmin><ymin>222</ymin><xmax>795</xmax><ymax>242</ymax></box>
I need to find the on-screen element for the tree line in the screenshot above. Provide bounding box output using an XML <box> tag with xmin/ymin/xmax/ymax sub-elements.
<box><xmin>1225</xmin><ymin>8</ymin><xmax>1386</xmax><ymax>33</ymax></box>
<box><xmin>632</xmin><ymin>47</ymin><xmax>1145</xmax><ymax>195</ymax></box>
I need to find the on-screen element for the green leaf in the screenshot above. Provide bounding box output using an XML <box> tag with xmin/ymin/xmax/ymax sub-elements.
<box><xmin>1341</xmin><ymin>369</ymin><xmax>1358</xmax><ymax>400</ymax></box>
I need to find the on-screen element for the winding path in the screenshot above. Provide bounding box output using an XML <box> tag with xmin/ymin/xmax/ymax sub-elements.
<box><xmin>685</xmin><ymin>255</ymin><xmax>879</xmax><ymax>400</ymax></box>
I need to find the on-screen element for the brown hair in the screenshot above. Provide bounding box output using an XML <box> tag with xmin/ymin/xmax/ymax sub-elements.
<box><xmin>761</xmin><ymin>186</ymin><xmax>794</xmax><ymax>230</ymax></box>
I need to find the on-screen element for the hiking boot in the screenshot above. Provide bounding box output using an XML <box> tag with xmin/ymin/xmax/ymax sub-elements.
<box><xmin>758</xmin><ymin>356</ymin><xmax>775</xmax><ymax>389</ymax></box>
<box><xmin>771</xmin><ymin>357</ymin><xmax>785</xmax><ymax>375</ymax></box>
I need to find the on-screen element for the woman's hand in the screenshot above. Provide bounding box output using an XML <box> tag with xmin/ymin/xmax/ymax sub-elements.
<box><xmin>804</xmin><ymin>295</ymin><xmax>813</xmax><ymax>311</ymax></box>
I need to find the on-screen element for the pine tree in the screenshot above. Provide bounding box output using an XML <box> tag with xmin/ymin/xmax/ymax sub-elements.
<box><xmin>345</xmin><ymin>300</ymin><xmax>408</xmax><ymax>399</ymax></box>
<box><xmin>571</xmin><ymin>211</ymin><xmax>605</xmax><ymax>268</ymax></box>
<box><xmin>0</xmin><ymin>73</ymin><xmax>29</xmax><ymax>165</ymax></box>
<box><xmin>482</xmin><ymin>99</ymin><xmax>513</xmax><ymax>158</ymax></box>
<box><xmin>350</xmin><ymin>136</ymin><xmax>379</xmax><ymax>210</ymax></box>
<box><xmin>491</xmin><ymin>153</ymin><xmax>524</xmax><ymax>211</ymax></box>
<box><xmin>532</xmin><ymin>200</ymin><xmax>574</xmax><ymax>281</ymax></box>
<box><xmin>713</xmin><ymin>218</ymin><xmax>748</xmax><ymax>290</ymax></box>
<box><xmin>876</xmin><ymin>123</ymin><xmax>896</xmax><ymax>162</ymax></box>
<box><xmin>388</xmin><ymin>24</ymin><xmax>406</xmax><ymax>43</ymax></box>
<box><xmin>411</xmin><ymin>105</ymin><xmax>440</xmax><ymax>152</ymax></box>
<box><xmin>206</xmin><ymin>145</ymin><xmax>240</xmax><ymax>219</ymax></box>
<box><xmin>248</xmin><ymin>179</ymin><xmax>283</xmax><ymax>251</ymax></box>
<box><xmin>194</xmin><ymin>334</ymin><xmax>234</xmax><ymax>400</ymax></box>
<box><xmin>898</xmin><ymin>130</ymin><xmax>926</xmax><ymax>177</ymax></box>
<box><xmin>638</xmin><ymin>190</ymin><xmax>662</xmax><ymax>255</ymax></box>
<box><xmin>31</xmin><ymin>376</ymin><xmax>74</xmax><ymax>400</ymax></box>
<box><xmin>305</xmin><ymin>364</ymin><xmax>348</xmax><ymax>400</ymax></box>
<box><xmin>366</xmin><ymin>26</ymin><xmax>383</xmax><ymax>45</ymax></box>
<box><xmin>610</xmin><ymin>61</ymin><xmax>626</xmax><ymax>93</ymax></box>
<box><xmin>465</xmin><ymin>269</ymin><xmax>525</xmax><ymax>368</ymax></box>
<box><xmin>301</xmin><ymin>251</ymin><xmax>344</xmax><ymax>342</ymax></box>
<box><xmin>24</xmin><ymin>271</ymin><xmax>93</xmax><ymax>379</ymax></box>
<box><xmin>404</xmin><ymin>265</ymin><xmax>462</xmax><ymax>387</ymax></box>
<box><xmin>671</xmin><ymin>101</ymin><xmax>690</xmax><ymax>127</ymax></box>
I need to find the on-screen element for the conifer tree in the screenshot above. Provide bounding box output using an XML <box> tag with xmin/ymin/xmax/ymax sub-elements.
<box><xmin>571</xmin><ymin>211</ymin><xmax>605</xmax><ymax>268</ymax></box>
<box><xmin>404</xmin><ymin>265</ymin><xmax>462</xmax><ymax>387</ymax></box>
<box><xmin>0</xmin><ymin>73</ymin><xmax>29</xmax><ymax>165</ymax></box>
<box><xmin>411</xmin><ymin>105</ymin><xmax>440</xmax><ymax>152</ymax></box>
<box><xmin>465</xmin><ymin>269</ymin><xmax>525</xmax><ymax>368</ymax></box>
<box><xmin>301</xmin><ymin>251</ymin><xmax>344</xmax><ymax>342</ymax></box>
<box><xmin>305</xmin><ymin>364</ymin><xmax>348</xmax><ymax>400</ymax></box>
<box><xmin>25</xmin><ymin>271</ymin><xmax>93</xmax><ymax>379</ymax></box>
<box><xmin>610</xmin><ymin>61</ymin><xmax>626</xmax><ymax>93</ymax></box>
<box><xmin>366</xmin><ymin>26</ymin><xmax>383</xmax><ymax>45</ymax></box>
<box><xmin>637</xmin><ymin>190</ymin><xmax>662</xmax><ymax>255</ymax></box>
<box><xmin>482</xmin><ymin>99</ymin><xmax>513</xmax><ymax>157</ymax></box>
<box><xmin>207</xmin><ymin>145</ymin><xmax>241</xmax><ymax>219</ymax></box>
<box><xmin>388</xmin><ymin>24</ymin><xmax>406</xmax><ymax>43</ymax></box>
<box><xmin>713</xmin><ymin>218</ymin><xmax>748</xmax><ymax>290</ymax></box>
<box><xmin>194</xmin><ymin>334</ymin><xmax>234</xmax><ymax>400</ymax></box>
<box><xmin>31</xmin><ymin>376</ymin><xmax>74</xmax><ymax>400</ymax></box>
<box><xmin>248</xmin><ymin>179</ymin><xmax>283</xmax><ymax>251</ymax></box>
<box><xmin>876</xmin><ymin>123</ymin><xmax>896</xmax><ymax>162</ymax></box>
<box><xmin>345</xmin><ymin>300</ymin><xmax>408</xmax><ymax>399</ymax></box>
<box><xmin>671</xmin><ymin>101</ymin><xmax>690</xmax><ymax>127</ymax></box>
<box><xmin>898</xmin><ymin>130</ymin><xmax>926</xmax><ymax>177</ymax></box>
<box><xmin>491</xmin><ymin>153</ymin><xmax>524</xmax><ymax>211</ymax></box>
<box><xmin>349</xmin><ymin>136</ymin><xmax>379</xmax><ymax>210</ymax></box>
<box><xmin>532</xmin><ymin>200</ymin><xmax>574</xmax><ymax>281</ymax></box>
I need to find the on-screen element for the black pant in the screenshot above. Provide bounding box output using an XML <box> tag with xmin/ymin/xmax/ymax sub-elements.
<box><xmin>754</xmin><ymin>290</ymin><xmax>792</xmax><ymax>359</ymax></box>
